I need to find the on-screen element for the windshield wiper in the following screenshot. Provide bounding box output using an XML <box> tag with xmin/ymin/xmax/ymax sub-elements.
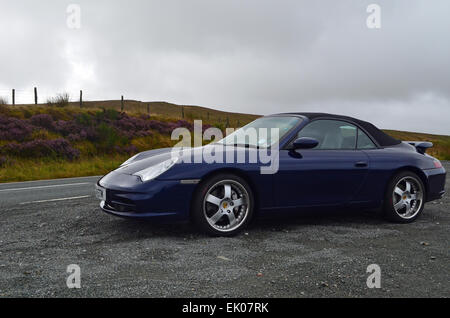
<box><xmin>232</xmin><ymin>143</ymin><xmax>260</xmax><ymax>149</ymax></box>
<box><xmin>213</xmin><ymin>142</ymin><xmax>262</xmax><ymax>149</ymax></box>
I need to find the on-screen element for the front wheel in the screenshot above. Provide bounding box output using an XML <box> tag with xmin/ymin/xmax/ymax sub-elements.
<box><xmin>384</xmin><ymin>171</ymin><xmax>425</xmax><ymax>223</ymax></box>
<box><xmin>191</xmin><ymin>174</ymin><xmax>254</xmax><ymax>236</ymax></box>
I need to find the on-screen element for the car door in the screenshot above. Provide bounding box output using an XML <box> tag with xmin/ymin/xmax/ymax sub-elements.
<box><xmin>274</xmin><ymin>119</ymin><xmax>370</xmax><ymax>207</ymax></box>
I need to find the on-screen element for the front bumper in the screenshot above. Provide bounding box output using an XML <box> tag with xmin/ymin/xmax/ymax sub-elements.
<box><xmin>100</xmin><ymin>201</ymin><xmax>181</xmax><ymax>220</ymax></box>
<box><xmin>97</xmin><ymin>171</ymin><xmax>198</xmax><ymax>221</ymax></box>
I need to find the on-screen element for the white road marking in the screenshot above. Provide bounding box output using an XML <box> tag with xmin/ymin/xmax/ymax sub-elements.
<box><xmin>0</xmin><ymin>182</ymin><xmax>92</xmax><ymax>192</ymax></box>
<box><xmin>0</xmin><ymin>176</ymin><xmax>101</xmax><ymax>186</ymax></box>
<box><xmin>20</xmin><ymin>195</ymin><xmax>92</xmax><ymax>205</ymax></box>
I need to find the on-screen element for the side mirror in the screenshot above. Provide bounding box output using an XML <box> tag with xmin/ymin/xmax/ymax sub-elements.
<box><xmin>292</xmin><ymin>137</ymin><xmax>319</xmax><ymax>150</ymax></box>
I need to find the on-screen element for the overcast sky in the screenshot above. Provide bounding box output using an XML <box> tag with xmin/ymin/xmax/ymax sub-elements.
<box><xmin>0</xmin><ymin>0</ymin><xmax>449</xmax><ymax>134</ymax></box>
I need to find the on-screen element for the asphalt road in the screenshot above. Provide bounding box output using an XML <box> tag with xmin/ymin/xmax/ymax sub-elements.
<box><xmin>0</xmin><ymin>176</ymin><xmax>100</xmax><ymax>208</ymax></box>
<box><xmin>0</xmin><ymin>164</ymin><xmax>448</xmax><ymax>298</ymax></box>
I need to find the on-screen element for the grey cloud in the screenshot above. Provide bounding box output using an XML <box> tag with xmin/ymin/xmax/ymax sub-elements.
<box><xmin>0</xmin><ymin>0</ymin><xmax>449</xmax><ymax>134</ymax></box>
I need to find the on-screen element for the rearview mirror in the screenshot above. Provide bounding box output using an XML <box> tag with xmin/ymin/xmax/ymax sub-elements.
<box><xmin>292</xmin><ymin>137</ymin><xmax>319</xmax><ymax>150</ymax></box>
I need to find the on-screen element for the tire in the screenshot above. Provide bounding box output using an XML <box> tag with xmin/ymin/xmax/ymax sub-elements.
<box><xmin>191</xmin><ymin>173</ymin><xmax>255</xmax><ymax>236</ymax></box>
<box><xmin>384</xmin><ymin>171</ymin><xmax>426</xmax><ymax>223</ymax></box>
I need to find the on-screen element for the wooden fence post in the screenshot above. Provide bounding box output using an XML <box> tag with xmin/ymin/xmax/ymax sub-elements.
<box><xmin>34</xmin><ymin>87</ymin><xmax>38</xmax><ymax>104</ymax></box>
<box><xmin>226</xmin><ymin>116</ymin><xmax>230</xmax><ymax>127</ymax></box>
<box><xmin>147</xmin><ymin>104</ymin><xmax>150</xmax><ymax>116</ymax></box>
<box><xmin>182</xmin><ymin>106</ymin><xmax>185</xmax><ymax>119</ymax></box>
<box><xmin>79</xmin><ymin>90</ymin><xmax>83</xmax><ymax>108</ymax></box>
<box><xmin>12</xmin><ymin>89</ymin><xmax>15</xmax><ymax>106</ymax></box>
<box><xmin>121</xmin><ymin>95</ymin><xmax>124</xmax><ymax>112</ymax></box>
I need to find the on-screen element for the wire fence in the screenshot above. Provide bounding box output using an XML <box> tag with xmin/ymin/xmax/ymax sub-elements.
<box><xmin>0</xmin><ymin>87</ymin><xmax>254</xmax><ymax>126</ymax></box>
<box><xmin>0</xmin><ymin>87</ymin><xmax>86</xmax><ymax>105</ymax></box>
<box><xmin>0</xmin><ymin>87</ymin><xmax>186</xmax><ymax>120</ymax></box>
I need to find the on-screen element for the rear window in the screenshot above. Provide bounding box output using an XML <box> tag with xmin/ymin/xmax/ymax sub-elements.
<box><xmin>357</xmin><ymin>129</ymin><xmax>377</xmax><ymax>149</ymax></box>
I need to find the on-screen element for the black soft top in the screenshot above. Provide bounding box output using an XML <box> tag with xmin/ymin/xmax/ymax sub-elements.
<box><xmin>276</xmin><ymin>112</ymin><xmax>401</xmax><ymax>147</ymax></box>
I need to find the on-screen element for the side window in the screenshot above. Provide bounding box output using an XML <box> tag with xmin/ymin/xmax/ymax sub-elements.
<box><xmin>296</xmin><ymin>120</ymin><xmax>357</xmax><ymax>150</ymax></box>
<box><xmin>357</xmin><ymin>129</ymin><xmax>377</xmax><ymax>149</ymax></box>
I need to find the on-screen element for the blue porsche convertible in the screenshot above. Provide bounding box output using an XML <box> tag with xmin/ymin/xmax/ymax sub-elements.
<box><xmin>96</xmin><ymin>113</ymin><xmax>446</xmax><ymax>236</ymax></box>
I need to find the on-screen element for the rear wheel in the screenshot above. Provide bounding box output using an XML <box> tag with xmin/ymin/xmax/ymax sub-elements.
<box><xmin>191</xmin><ymin>174</ymin><xmax>254</xmax><ymax>236</ymax></box>
<box><xmin>384</xmin><ymin>171</ymin><xmax>425</xmax><ymax>223</ymax></box>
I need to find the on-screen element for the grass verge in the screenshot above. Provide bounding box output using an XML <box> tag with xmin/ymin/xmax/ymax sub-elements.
<box><xmin>0</xmin><ymin>155</ymin><xmax>130</xmax><ymax>183</ymax></box>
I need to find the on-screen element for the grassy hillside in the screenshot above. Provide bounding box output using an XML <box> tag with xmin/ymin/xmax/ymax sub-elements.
<box><xmin>16</xmin><ymin>100</ymin><xmax>260</xmax><ymax>128</ymax></box>
<box><xmin>0</xmin><ymin>100</ymin><xmax>448</xmax><ymax>182</ymax></box>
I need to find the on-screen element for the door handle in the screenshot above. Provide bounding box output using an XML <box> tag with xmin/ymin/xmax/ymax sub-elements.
<box><xmin>355</xmin><ymin>161</ymin><xmax>368</xmax><ymax>168</ymax></box>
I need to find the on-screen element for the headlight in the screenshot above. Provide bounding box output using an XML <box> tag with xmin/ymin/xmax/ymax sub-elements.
<box><xmin>121</xmin><ymin>154</ymin><xmax>139</xmax><ymax>167</ymax></box>
<box><xmin>133</xmin><ymin>157</ymin><xmax>179</xmax><ymax>182</ymax></box>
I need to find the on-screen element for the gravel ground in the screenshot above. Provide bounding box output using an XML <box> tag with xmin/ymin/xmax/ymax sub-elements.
<box><xmin>0</xmin><ymin>163</ymin><xmax>448</xmax><ymax>298</ymax></box>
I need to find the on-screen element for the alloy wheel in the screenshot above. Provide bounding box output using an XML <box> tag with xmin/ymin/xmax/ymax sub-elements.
<box><xmin>392</xmin><ymin>176</ymin><xmax>424</xmax><ymax>220</ymax></box>
<box><xmin>203</xmin><ymin>180</ymin><xmax>250</xmax><ymax>233</ymax></box>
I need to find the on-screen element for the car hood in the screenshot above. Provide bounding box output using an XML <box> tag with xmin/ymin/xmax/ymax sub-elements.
<box><xmin>113</xmin><ymin>145</ymin><xmax>263</xmax><ymax>175</ymax></box>
<box><xmin>114</xmin><ymin>147</ymin><xmax>179</xmax><ymax>175</ymax></box>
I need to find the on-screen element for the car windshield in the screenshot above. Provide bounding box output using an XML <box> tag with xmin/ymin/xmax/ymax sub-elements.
<box><xmin>218</xmin><ymin>116</ymin><xmax>302</xmax><ymax>148</ymax></box>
